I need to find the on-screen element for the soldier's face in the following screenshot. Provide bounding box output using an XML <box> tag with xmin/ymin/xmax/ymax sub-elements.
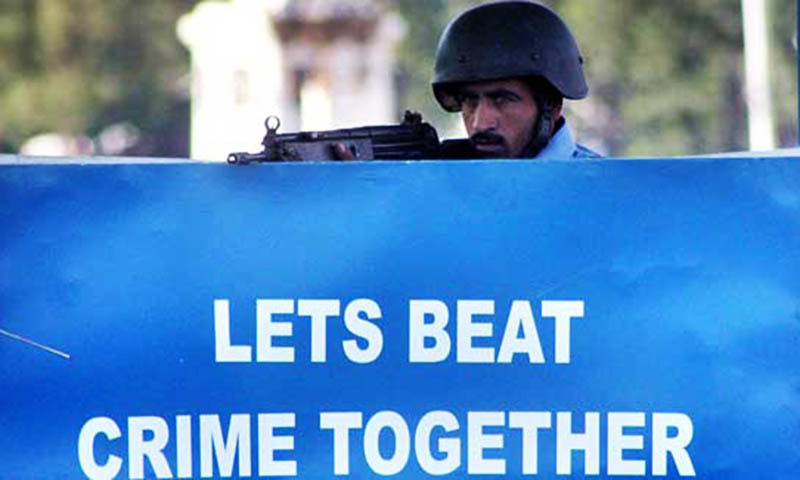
<box><xmin>457</xmin><ymin>79</ymin><xmax>539</xmax><ymax>158</ymax></box>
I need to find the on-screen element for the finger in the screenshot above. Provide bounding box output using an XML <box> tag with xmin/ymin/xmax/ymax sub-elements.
<box><xmin>332</xmin><ymin>143</ymin><xmax>356</xmax><ymax>161</ymax></box>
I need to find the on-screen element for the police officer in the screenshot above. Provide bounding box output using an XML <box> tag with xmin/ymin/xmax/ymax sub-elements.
<box><xmin>433</xmin><ymin>0</ymin><xmax>599</xmax><ymax>159</ymax></box>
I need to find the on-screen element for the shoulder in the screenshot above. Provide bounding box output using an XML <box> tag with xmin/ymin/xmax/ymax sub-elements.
<box><xmin>539</xmin><ymin>119</ymin><xmax>603</xmax><ymax>160</ymax></box>
<box><xmin>572</xmin><ymin>143</ymin><xmax>602</xmax><ymax>158</ymax></box>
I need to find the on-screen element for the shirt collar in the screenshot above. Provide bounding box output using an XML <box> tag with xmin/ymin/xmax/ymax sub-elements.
<box><xmin>534</xmin><ymin>118</ymin><xmax>576</xmax><ymax>160</ymax></box>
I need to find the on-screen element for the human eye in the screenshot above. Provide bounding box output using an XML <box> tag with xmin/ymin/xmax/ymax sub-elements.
<box><xmin>493</xmin><ymin>92</ymin><xmax>518</xmax><ymax>107</ymax></box>
<box><xmin>458</xmin><ymin>92</ymin><xmax>479</xmax><ymax>109</ymax></box>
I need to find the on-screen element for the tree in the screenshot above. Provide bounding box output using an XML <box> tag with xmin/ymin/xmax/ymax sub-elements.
<box><xmin>1</xmin><ymin>0</ymin><xmax>796</xmax><ymax>157</ymax></box>
<box><xmin>0</xmin><ymin>0</ymin><xmax>199</xmax><ymax>156</ymax></box>
<box><xmin>387</xmin><ymin>0</ymin><xmax>798</xmax><ymax>156</ymax></box>
<box><xmin>388</xmin><ymin>0</ymin><xmax>480</xmax><ymax>138</ymax></box>
<box><xmin>770</xmin><ymin>0</ymin><xmax>799</xmax><ymax>147</ymax></box>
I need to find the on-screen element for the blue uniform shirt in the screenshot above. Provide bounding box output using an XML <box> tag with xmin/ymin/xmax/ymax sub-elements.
<box><xmin>536</xmin><ymin>119</ymin><xmax>601</xmax><ymax>159</ymax></box>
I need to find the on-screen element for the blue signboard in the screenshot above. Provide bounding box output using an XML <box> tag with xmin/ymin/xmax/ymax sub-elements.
<box><xmin>1</xmin><ymin>157</ymin><xmax>799</xmax><ymax>479</ymax></box>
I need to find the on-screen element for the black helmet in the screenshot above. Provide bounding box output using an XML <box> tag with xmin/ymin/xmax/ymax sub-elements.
<box><xmin>432</xmin><ymin>0</ymin><xmax>588</xmax><ymax>112</ymax></box>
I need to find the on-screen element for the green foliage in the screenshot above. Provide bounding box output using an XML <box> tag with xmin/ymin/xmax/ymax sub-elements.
<box><xmin>386</xmin><ymin>0</ymin><xmax>481</xmax><ymax>136</ymax></box>
<box><xmin>388</xmin><ymin>0</ymin><xmax>798</xmax><ymax>156</ymax></box>
<box><xmin>0</xmin><ymin>0</ymin><xmax>199</xmax><ymax>154</ymax></box>
<box><xmin>0</xmin><ymin>0</ymin><xmax>796</xmax><ymax>156</ymax></box>
<box><xmin>770</xmin><ymin>0</ymin><xmax>799</xmax><ymax>146</ymax></box>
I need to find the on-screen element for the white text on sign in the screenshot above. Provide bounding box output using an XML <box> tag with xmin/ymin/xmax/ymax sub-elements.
<box><xmin>78</xmin><ymin>410</ymin><xmax>695</xmax><ymax>479</ymax></box>
<box><xmin>213</xmin><ymin>299</ymin><xmax>585</xmax><ymax>364</ymax></box>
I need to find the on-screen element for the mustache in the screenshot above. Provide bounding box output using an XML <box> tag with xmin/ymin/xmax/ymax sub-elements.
<box><xmin>469</xmin><ymin>131</ymin><xmax>505</xmax><ymax>146</ymax></box>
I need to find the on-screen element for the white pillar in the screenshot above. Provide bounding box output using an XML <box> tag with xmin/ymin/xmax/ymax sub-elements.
<box><xmin>741</xmin><ymin>0</ymin><xmax>776</xmax><ymax>151</ymax></box>
<box><xmin>177</xmin><ymin>0</ymin><xmax>289</xmax><ymax>161</ymax></box>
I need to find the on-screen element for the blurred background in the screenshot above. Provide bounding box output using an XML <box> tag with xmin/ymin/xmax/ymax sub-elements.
<box><xmin>0</xmin><ymin>0</ymin><xmax>797</xmax><ymax>159</ymax></box>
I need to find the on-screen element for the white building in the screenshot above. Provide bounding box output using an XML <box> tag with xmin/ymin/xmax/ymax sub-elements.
<box><xmin>177</xmin><ymin>0</ymin><xmax>406</xmax><ymax>161</ymax></box>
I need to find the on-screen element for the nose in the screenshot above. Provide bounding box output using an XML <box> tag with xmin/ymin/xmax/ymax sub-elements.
<box><xmin>470</xmin><ymin>98</ymin><xmax>499</xmax><ymax>132</ymax></box>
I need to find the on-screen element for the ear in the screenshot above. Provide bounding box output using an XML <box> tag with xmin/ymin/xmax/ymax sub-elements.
<box><xmin>549</xmin><ymin>101</ymin><xmax>564</xmax><ymax>135</ymax></box>
<box><xmin>551</xmin><ymin>101</ymin><xmax>563</xmax><ymax>123</ymax></box>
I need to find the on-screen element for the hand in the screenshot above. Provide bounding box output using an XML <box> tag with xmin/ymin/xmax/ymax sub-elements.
<box><xmin>332</xmin><ymin>143</ymin><xmax>357</xmax><ymax>161</ymax></box>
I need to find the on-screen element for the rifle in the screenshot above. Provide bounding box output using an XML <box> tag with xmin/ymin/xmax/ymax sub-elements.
<box><xmin>227</xmin><ymin>111</ymin><xmax>474</xmax><ymax>164</ymax></box>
